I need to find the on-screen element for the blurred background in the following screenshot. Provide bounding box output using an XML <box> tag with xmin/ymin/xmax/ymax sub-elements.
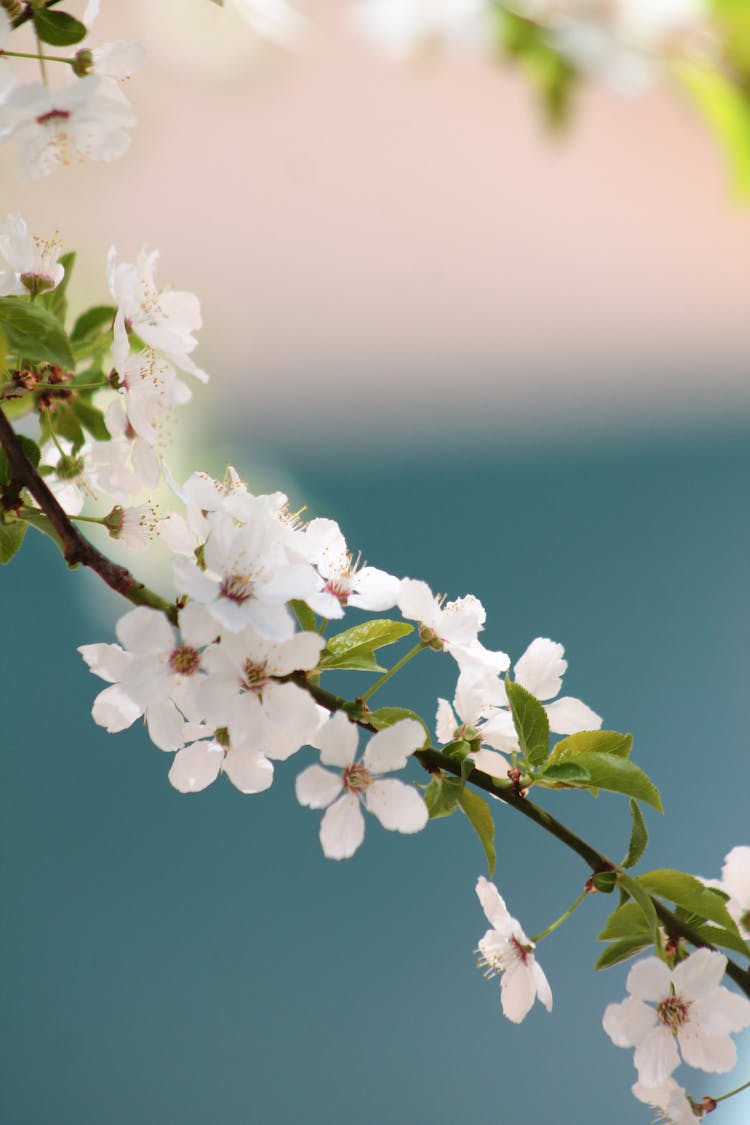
<box><xmin>1</xmin><ymin>1</ymin><xmax>748</xmax><ymax>1122</ymax></box>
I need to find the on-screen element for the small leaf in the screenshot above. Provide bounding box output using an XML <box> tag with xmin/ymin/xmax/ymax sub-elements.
<box><xmin>0</xmin><ymin>297</ymin><xmax>74</xmax><ymax>369</ymax></box>
<box><xmin>504</xmin><ymin>679</ymin><xmax>549</xmax><ymax>766</ymax></box>
<box><xmin>424</xmin><ymin>774</ymin><xmax>464</xmax><ymax>819</ymax></box>
<box><xmin>623</xmin><ymin>799</ymin><xmax>648</xmax><ymax>869</ymax></box>
<box><xmin>73</xmin><ymin>399</ymin><xmax>110</xmax><ymax>442</ymax></box>
<box><xmin>691</xmin><ymin>923</ymin><xmax>750</xmax><ymax>959</ymax></box>
<box><xmin>320</xmin><ymin>619</ymin><xmax>413</xmax><ymax>669</ymax></box>
<box><xmin>290</xmin><ymin>598</ymin><xmax>317</xmax><ymax>633</ymax></box>
<box><xmin>548</xmin><ymin>729</ymin><xmax>633</xmax><ymax>765</ymax></box>
<box><xmin>556</xmin><ymin>751</ymin><xmax>662</xmax><ymax>812</ymax></box>
<box><xmin>40</xmin><ymin>251</ymin><xmax>75</xmax><ymax>324</ymax></box>
<box><xmin>636</xmin><ymin>869</ymin><xmax>740</xmax><ymax>932</ymax></box>
<box><xmin>368</xmin><ymin>706</ymin><xmax>429</xmax><ymax>745</ymax></box>
<box><xmin>598</xmin><ymin>901</ymin><xmax>652</xmax><ymax>942</ymax></box>
<box><xmin>70</xmin><ymin>304</ymin><xmax>116</xmax><ymax>359</ymax></box>
<box><xmin>324</xmin><ymin>652</ymin><xmax>385</xmax><ymax>673</ymax></box>
<box><xmin>458</xmin><ymin>788</ymin><xmax>496</xmax><ymax>878</ymax></box>
<box><xmin>33</xmin><ymin>9</ymin><xmax>87</xmax><ymax>46</ymax></box>
<box><xmin>595</xmin><ymin>936</ymin><xmax>653</xmax><ymax>971</ymax></box>
<box><xmin>0</xmin><ymin>517</ymin><xmax>27</xmax><ymax>563</ymax></box>
<box><xmin>617</xmin><ymin>871</ymin><xmax>659</xmax><ymax>947</ymax></box>
<box><xmin>536</xmin><ymin>761</ymin><xmax>591</xmax><ymax>784</ymax></box>
<box><xmin>18</xmin><ymin>506</ymin><xmax>67</xmax><ymax>557</ymax></box>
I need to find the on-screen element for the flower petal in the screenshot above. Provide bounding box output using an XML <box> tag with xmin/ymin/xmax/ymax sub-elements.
<box><xmin>602</xmin><ymin>996</ymin><xmax>657</xmax><ymax>1048</ymax></box>
<box><xmin>319</xmin><ymin>794</ymin><xmax>365</xmax><ymax>859</ymax></box>
<box><xmin>626</xmin><ymin>956</ymin><xmax>671</xmax><ymax>1002</ymax></box>
<box><xmin>295</xmin><ymin>764</ymin><xmax>342</xmax><ymax>809</ymax></box>
<box><xmin>115</xmin><ymin>605</ymin><xmax>173</xmax><ymax>654</ymax></box>
<box><xmin>500</xmin><ymin>962</ymin><xmax>537</xmax><ymax>1024</ymax></box>
<box><xmin>544</xmin><ymin>696</ymin><xmax>602</xmax><ymax>735</ymax></box>
<box><xmin>365</xmin><ymin>779</ymin><xmax>428</xmax><ymax>834</ymax></box>
<box><xmin>514</xmin><ymin>638</ymin><xmax>566</xmax><ymax>701</ymax></box>
<box><xmin>316</xmin><ymin>710</ymin><xmax>358</xmax><ymax>768</ymax></box>
<box><xmin>475</xmin><ymin>876</ymin><xmax>511</xmax><ymax>930</ymax></box>
<box><xmin>672</xmin><ymin>948</ymin><xmax>726</xmax><ymax>1001</ymax></box>
<box><xmin>169</xmin><ymin>741</ymin><xmax>224</xmax><ymax>793</ymax></box>
<box><xmin>633</xmin><ymin>1025</ymin><xmax>680</xmax><ymax>1086</ymax></box>
<box><xmin>678</xmin><ymin>1027</ymin><xmax>737</xmax><ymax>1074</ymax></box>
<box><xmin>223</xmin><ymin>747</ymin><xmax>274</xmax><ymax>794</ymax></box>
<box><xmin>363</xmin><ymin>718</ymin><xmax>425</xmax><ymax>773</ymax></box>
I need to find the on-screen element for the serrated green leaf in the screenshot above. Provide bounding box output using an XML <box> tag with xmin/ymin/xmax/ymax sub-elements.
<box><xmin>424</xmin><ymin>774</ymin><xmax>464</xmax><ymax>819</ymax></box>
<box><xmin>555</xmin><ymin>751</ymin><xmax>662</xmax><ymax>812</ymax></box>
<box><xmin>537</xmin><ymin>761</ymin><xmax>591</xmax><ymax>784</ymax></box>
<box><xmin>40</xmin><ymin>251</ymin><xmax>75</xmax><ymax>324</ymax></box>
<box><xmin>0</xmin><ymin>518</ymin><xmax>27</xmax><ymax>563</ymax></box>
<box><xmin>367</xmin><ymin>706</ymin><xmax>429</xmax><ymax>745</ymax></box>
<box><xmin>548</xmin><ymin>729</ymin><xmax>633</xmax><ymax>765</ymax></box>
<box><xmin>505</xmin><ymin>679</ymin><xmax>549</xmax><ymax>766</ymax></box>
<box><xmin>70</xmin><ymin>304</ymin><xmax>116</xmax><ymax>360</ymax></box>
<box><xmin>637</xmin><ymin>869</ymin><xmax>740</xmax><ymax>932</ymax></box>
<box><xmin>598</xmin><ymin>901</ymin><xmax>652</xmax><ymax>942</ymax></box>
<box><xmin>320</xmin><ymin>619</ymin><xmax>413</xmax><ymax>670</ymax></box>
<box><xmin>290</xmin><ymin>599</ymin><xmax>317</xmax><ymax>632</ymax></box>
<box><xmin>595</xmin><ymin>936</ymin><xmax>653</xmax><ymax>971</ymax></box>
<box><xmin>0</xmin><ymin>297</ymin><xmax>74</xmax><ymax>369</ymax></box>
<box><xmin>618</xmin><ymin>871</ymin><xmax>659</xmax><ymax>947</ymax></box>
<box><xmin>458</xmin><ymin>788</ymin><xmax>496</xmax><ymax>878</ymax></box>
<box><xmin>623</xmin><ymin>799</ymin><xmax>648</xmax><ymax>869</ymax></box>
<box><xmin>33</xmin><ymin>9</ymin><xmax>87</xmax><ymax>46</ymax></box>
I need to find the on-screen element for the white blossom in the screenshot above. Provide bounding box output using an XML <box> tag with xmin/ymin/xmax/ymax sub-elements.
<box><xmin>475</xmin><ymin>875</ymin><xmax>553</xmax><ymax>1022</ymax></box>
<box><xmin>229</xmin><ymin>0</ymin><xmax>307</xmax><ymax>44</ymax></box>
<box><xmin>602</xmin><ymin>948</ymin><xmax>750</xmax><ymax>1086</ymax></box>
<box><xmin>632</xmin><ymin>1078</ymin><xmax>698</xmax><ymax>1125</ymax></box>
<box><xmin>719</xmin><ymin>845</ymin><xmax>750</xmax><ymax>942</ymax></box>
<box><xmin>168</xmin><ymin>714</ymin><xmax>275</xmax><ymax>796</ymax></box>
<box><xmin>91</xmin><ymin>42</ymin><xmax>147</xmax><ymax>83</ymax></box>
<box><xmin>351</xmin><ymin>0</ymin><xmax>491</xmax><ymax>59</ymax></box>
<box><xmin>0</xmin><ymin>213</ymin><xmax>64</xmax><ymax>297</ymax></box>
<box><xmin>295</xmin><ymin>712</ymin><xmax>428</xmax><ymax>859</ymax></box>
<box><xmin>397</xmin><ymin>577</ymin><xmax>509</xmax><ymax>674</ymax></box>
<box><xmin>303</xmin><ymin>518</ymin><xmax>400</xmax><ymax>618</ymax></box>
<box><xmin>436</xmin><ymin>669</ymin><xmax>512</xmax><ymax>778</ymax></box>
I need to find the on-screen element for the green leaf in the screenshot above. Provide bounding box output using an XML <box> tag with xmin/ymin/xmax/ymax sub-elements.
<box><xmin>40</xmin><ymin>402</ymin><xmax>84</xmax><ymax>452</ymax></box>
<box><xmin>33</xmin><ymin>9</ymin><xmax>87</xmax><ymax>46</ymax></box>
<box><xmin>536</xmin><ymin>761</ymin><xmax>591</xmax><ymax>784</ymax></box>
<box><xmin>675</xmin><ymin>61</ymin><xmax>750</xmax><ymax>197</ymax></box>
<box><xmin>499</xmin><ymin>10</ymin><xmax>578</xmax><ymax>129</ymax></box>
<box><xmin>320</xmin><ymin>619</ymin><xmax>413</xmax><ymax>670</ymax></box>
<box><xmin>0</xmin><ymin>297</ymin><xmax>74</xmax><ymax>369</ymax></box>
<box><xmin>0</xmin><ymin>517</ymin><xmax>27</xmax><ymax>563</ymax></box>
<box><xmin>599</xmin><ymin>901</ymin><xmax>652</xmax><ymax>942</ymax></box>
<box><xmin>0</xmin><ymin>434</ymin><xmax>41</xmax><ymax>487</ymax></box>
<box><xmin>504</xmin><ymin>679</ymin><xmax>549</xmax><ymax>766</ymax></box>
<box><xmin>595</xmin><ymin>936</ymin><xmax>653</xmax><ymax>971</ymax></box>
<box><xmin>424</xmin><ymin>774</ymin><xmax>464</xmax><ymax>819</ymax></box>
<box><xmin>367</xmin><ymin>706</ymin><xmax>429</xmax><ymax>745</ymax></box>
<box><xmin>290</xmin><ymin>599</ymin><xmax>317</xmax><ymax>632</ymax></box>
<box><xmin>0</xmin><ymin>326</ymin><xmax>7</xmax><ymax>377</ymax></box>
<box><xmin>73</xmin><ymin>399</ymin><xmax>110</xmax><ymax>442</ymax></box>
<box><xmin>325</xmin><ymin>652</ymin><xmax>385</xmax><ymax>673</ymax></box>
<box><xmin>40</xmin><ymin>251</ymin><xmax>75</xmax><ymax>324</ymax></box>
<box><xmin>637</xmin><ymin>869</ymin><xmax>740</xmax><ymax>932</ymax></box>
<box><xmin>548</xmin><ymin>729</ymin><xmax>633</xmax><ymax>765</ymax></box>
<box><xmin>70</xmin><ymin>304</ymin><xmax>116</xmax><ymax>360</ymax></box>
<box><xmin>622</xmin><ymin>799</ymin><xmax>648</xmax><ymax>869</ymax></box>
<box><xmin>618</xmin><ymin>870</ymin><xmax>659</xmax><ymax>946</ymax></box>
<box><xmin>18</xmin><ymin>506</ymin><xmax>67</xmax><ymax>557</ymax></box>
<box><xmin>458</xmin><ymin>788</ymin><xmax>496</xmax><ymax>878</ymax></box>
<box><xmin>554</xmin><ymin>751</ymin><xmax>662</xmax><ymax>812</ymax></box>
<box><xmin>692</xmin><ymin>923</ymin><xmax>750</xmax><ymax>959</ymax></box>
<box><xmin>442</xmin><ymin>738</ymin><xmax>472</xmax><ymax>762</ymax></box>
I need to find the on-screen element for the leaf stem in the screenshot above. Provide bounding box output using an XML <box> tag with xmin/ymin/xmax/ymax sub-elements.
<box><xmin>360</xmin><ymin>640</ymin><xmax>425</xmax><ymax>702</ymax></box>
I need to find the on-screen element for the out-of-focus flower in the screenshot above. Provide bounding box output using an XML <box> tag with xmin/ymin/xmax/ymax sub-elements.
<box><xmin>0</xmin><ymin>213</ymin><xmax>64</xmax><ymax>297</ymax></box>
<box><xmin>719</xmin><ymin>845</ymin><xmax>750</xmax><ymax>941</ymax></box>
<box><xmin>230</xmin><ymin>0</ymin><xmax>307</xmax><ymax>45</ymax></box>
<box><xmin>475</xmin><ymin>875</ymin><xmax>553</xmax><ymax>1022</ymax></box>
<box><xmin>632</xmin><ymin>1078</ymin><xmax>698</xmax><ymax>1125</ymax></box>
<box><xmin>351</xmin><ymin>0</ymin><xmax>491</xmax><ymax>59</ymax></box>
<box><xmin>602</xmin><ymin>948</ymin><xmax>750</xmax><ymax>1086</ymax></box>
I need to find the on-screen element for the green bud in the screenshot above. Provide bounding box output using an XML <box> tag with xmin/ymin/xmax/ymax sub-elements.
<box><xmin>72</xmin><ymin>49</ymin><xmax>94</xmax><ymax>78</ymax></box>
<box><xmin>55</xmin><ymin>454</ymin><xmax>84</xmax><ymax>481</ymax></box>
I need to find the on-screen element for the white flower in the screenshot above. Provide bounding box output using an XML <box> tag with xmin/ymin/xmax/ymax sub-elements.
<box><xmin>0</xmin><ymin>213</ymin><xmax>64</xmax><ymax>297</ymax></box>
<box><xmin>173</xmin><ymin>513</ymin><xmax>321</xmax><ymax>639</ymax></box>
<box><xmin>107</xmin><ymin>246</ymin><xmax>208</xmax><ymax>382</ymax></box>
<box><xmin>2</xmin><ymin>76</ymin><xmax>137</xmax><ymax>181</ymax></box>
<box><xmin>229</xmin><ymin>0</ymin><xmax>307</xmax><ymax>44</ymax></box>
<box><xmin>91</xmin><ymin>42</ymin><xmax>147</xmax><ymax>82</ymax></box>
<box><xmin>475</xmin><ymin>875</ymin><xmax>553</xmax><ymax>1023</ymax></box>
<box><xmin>351</xmin><ymin>0</ymin><xmax>491</xmax><ymax>59</ymax></box>
<box><xmin>436</xmin><ymin>669</ymin><xmax>511</xmax><ymax>778</ymax></box>
<box><xmin>105</xmin><ymin>503</ymin><xmax>157</xmax><ymax>552</ymax></box>
<box><xmin>303</xmin><ymin>518</ymin><xmax>400</xmax><ymax>618</ymax></box>
<box><xmin>397</xmin><ymin>577</ymin><xmax>509</xmax><ymax>674</ymax></box>
<box><xmin>40</xmin><ymin>438</ymin><xmax>96</xmax><ymax>516</ymax></box>
<box><xmin>602</xmin><ymin>949</ymin><xmax>750</xmax><ymax>1086</ymax></box>
<box><xmin>86</xmin><ymin>400</ymin><xmax>161</xmax><ymax>504</ymax></box>
<box><xmin>719</xmin><ymin>845</ymin><xmax>750</xmax><ymax>941</ymax></box>
<box><xmin>295</xmin><ymin>712</ymin><xmax>428</xmax><ymax>859</ymax></box>
<box><xmin>632</xmin><ymin>1078</ymin><xmax>698</xmax><ymax>1125</ymax></box>
<box><xmin>168</xmin><ymin>716</ymin><xmax>275</xmax><ymax>796</ymax></box>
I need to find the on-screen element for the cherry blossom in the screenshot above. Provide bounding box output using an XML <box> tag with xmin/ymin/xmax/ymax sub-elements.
<box><xmin>436</xmin><ymin>669</ymin><xmax>512</xmax><ymax>778</ymax></box>
<box><xmin>719</xmin><ymin>846</ymin><xmax>750</xmax><ymax>941</ymax></box>
<box><xmin>602</xmin><ymin>948</ymin><xmax>750</xmax><ymax>1086</ymax></box>
<box><xmin>303</xmin><ymin>518</ymin><xmax>400</xmax><ymax>618</ymax></box>
<box><xmin>632</xmin><ymin>1078</ymin><xmax>698</xmax><ymax>1125</ymax></box>
<box><xmin>168</xmin><ymin>711</ymin><xmax>276</xmax><ymax>796</ymax></box>
<box><xmin>397</xmin><ymin>577</ymin><xmax>509</xmax><ymax>674</ymax></box>
<box><xmin>351</xmin><ymin>0</ymin><xmax>491</xmax><ymax>59</ymax></box>
<box><xmin>0</xmin><ymin>213</ymin><xmax>64</xmax><ymax>297</ymax></box>
<box><xmin>295</xmin><ymin>711</ymin><xmax>428</xmax><ymax>859</ymax></box>
<box><xmin>475</xmin><ymin>875</ymin><xmax>553</xmax><ymax>1023</ymax></box>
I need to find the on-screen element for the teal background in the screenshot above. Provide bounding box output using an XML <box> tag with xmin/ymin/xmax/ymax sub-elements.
<box><xmin>1</xmin><ymin>420</ymin><xmax>748</xmax><ymax>1123</ymax></box>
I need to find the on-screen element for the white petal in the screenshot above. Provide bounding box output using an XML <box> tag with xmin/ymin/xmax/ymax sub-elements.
<box><xmin>602</xmin><ymin>996</ymin><xmax>657</xmax><ymax>1048</ymax></box>
<box><xmin>363</xmin><ymin>718</ymin><xmax>425</xmax><ymax>773</ymax></box>
<box><xmin>544</xmin><ymin>696</ymin><xmax>602</xmax><ymax>735</ymax></box>
<box><xmin>91</xmin><ymin>683</ymin><xmax>141</xmax><ymax>732</ymax></box>
<box><xmin>514</xmin><ymin>638</ymin><xmax>567</xmax><ymax>701</ymax></box>
<box><xmin>475</xmin><ymin>875</ymin><xmax>511</xmax><ymax>930</ymax></box>
<box><xmin>244</xmin><ymin>599</ymin><xmax>295</xmax><ymax>641</ymax></box>
<box><xmin>348</xmin><ymin>567</ymin><xmax>400</xmax><ymax>611</ymax></box>
<box><xmin>78</xmin><ymin>642</ymin><xmax>131</xmax><ymax>683</ymax></box>
<box><xmin>316</xmin><ymin>710</ymin><xmax>358</xmax><ymax>767</ymax></box>
<box><xmin>500</xmin><ymin>963</ymin><xmax>537</xmax><ymax>1023</ymax></box>
<box><xmin>672</xmin><ymin>948</ymin><xmax>727</xmax><ymax>1000</ymax></box>
<box><xmin>172</xmin><ymin>557</ymin><xmax>218</xmax><ymax>602</ymax></box>
<box><xmin>319</xmin><ymin>794</ymin><xmax>365</xmax><ymax>859</ymax></box>
<box><xmin>365</xmin><ymin>779</ymin><xmax>428</xmax><ymax>834</ymax></box>
<box><xmin>692</xmin><ymin>987</ymin><xmax>750</xmax><ymax>1035</ymax></box>
<box><xmin>633</xmin><ymin>1025</ymin><xmax>681</xmax><ymax>1086</ymax></box>
<box><xmin>115</xmin><ymin>605</ymin><xmax>173</xmax><ymax>654</ymax></box>
<box><xmin>269</xmin><ymin>631</ymin><xmax>325</xmax><ymax>676</ymax></box>
<box><xmin>472</xmin><ymin>747</ymin><xmax>509</xmax><ymax>778</ymax></box>
<box><xmin>397</xmin><ymin>578</ymin><xmax>438</xmax><ymax>625</ymax></box>
<box><xmin>678</xmin><ymin>1026</ymin><xmax>737</xmax><ymax>1073</ymax></box>
<box><xmin>436</xmin><ymin>697</ymin><xmax>457</xmax><ymax>744</ymax></box>
<box><xmin>627</xmin><ymin>956</ymin><xmax>672</xmax><ymax>1002</ymax></box>
<box><xmin>295</xmin><ymin>764</ymin><xmax>342</xmax><ymax>809</ymax></box>
<box><xmin>179</xmin><ymin>601</ymin><xmax>220</xmax><ymax>647</ymax></box>
<box><xmin>168</xmin><ymin>742</ymin><xmax>223</xmax><ymax>793</ymax></box>
<box><xmin>223</xmin><ymin>747</ymin><xmax>274</xmax><ymax>794</ymax></box>
<box><xmin>722</xmin><ymin>846</ymin><xmax>750</xmax><ymax>906</ymax></box>
<box><xmin>479</xmin><ymin>709</ymin><xmax>520</xmax><ymax>753</ymax></box>
<box><xmin>263</xmin><ymin>681</ymin><xmax>323</xmax><ymax>736</ymax></box>
<box><xmin>145</xmin><ymin>698</ymin><xmax>188</xmax><ymax>752</ymax></box>
<box><xmin>532</xmin><ymin>960</ymin><xmax>553</xmax><ymax>1012</ymax></box>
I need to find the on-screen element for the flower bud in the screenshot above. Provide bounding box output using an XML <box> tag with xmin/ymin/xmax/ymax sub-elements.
<box><xmin>72</xmin><ymin>49</ymin><xmax>94</xmax><ymax>78</ymax></box>
<box><xmin>55</xmin><ymin>454</ymin><xmax>84</xmax><ymax>481</ymax></box>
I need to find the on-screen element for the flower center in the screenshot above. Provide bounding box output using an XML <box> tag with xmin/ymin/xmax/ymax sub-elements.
<box><xmin>220</xmin><ymin>572</ymin><xmax>254</xmax><ymax>603</ymax></box>
<box><xmin>324</xmin><ymin>576</ymin><xmax>351</xmax><ymax>606</ymax></box>
<box><xmin>168</xmin><ymin>645</ymin><xmax>201</xmax><ymax>676</ymax></box>
<box><xmin>241</xmin><ymin>660</ymin><xmax>268</xmax><ymax>695</ymax></box>
<box><xmin>657</xmin><ymin>994</ymin><xmax>690</xmax><ymax>1034</ymax></box>
<box><xmin>37</xmin><ymin>108</ymin><xmax>71</xmax><ymax>126</ymax></box>
<box><xmin>510</xmin><ymin>935</ymin><xmax>531</xmax><ymax>964</ymax></box>
<box><xmin>342</xmin><ymin>762</ymin><xmax>372</xmax><ymax>793</ymax></box>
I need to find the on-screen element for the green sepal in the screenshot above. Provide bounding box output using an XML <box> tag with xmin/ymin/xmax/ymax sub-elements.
<box><xmin>504</xmin><ymin>678</ymin><xmax>549</xmax><ymax>766</ymax></box>
<box><xmin>636</xmin><ymin>869</ymin><xmax>740</xmax><ymax>933</ymax></box>
<box><xmin>0</xmin><ymin>297</ymin><xmax>74</xmax><ymax>369</ymax></box>
<box><xmin>592</xmin><ymin>870</ymin><xmax>617</xmax><ymax>894</ymax></box>
<box><xmin>458</xmin><ymin>788</ymin><xmax>496</xmax><ymax>878</ymax></box>
<box><xmin>70</xmin><ymin>305</ymin><xmax>116</xmax><ymax>361</ymax></box>
<box><xmin>0</xmin><ymin>516</ymin><xmax>27</xmax><ymax>563</ymax></box>
<box><xmin>548</xmin><ymin>729</ymin><xmax>633</xmax><ymax>765</ymax></box>
<box><xmin>290</xmin><ymin>599</ymin><xmax>317</xmax><ymax>632</ymax></box>
<box><xmin>367</xmin><ymin>706</ymin><xmax>429</xmax><ymax>746</ymax></box>
<box><xmin>622</xmin><ymin>799</ymin><xmax>648</xmax><ymax>869</ymax></box>
<box><xmin>320</xmin><ymin>619</ymin><xmax>413</xmax><ymax>670</ymax></box>
<box><xmin>33</xmin><ymin>9</ymin><xmax>87</xmax><ymax>46</ymax></box>
<box><xmin>617</xmin><ymin>870</ymin><xmax>659</xmax><ymax>947</ymax></box>
<box><xmin>442</xmin><ymin>738</ymin><xmax>471</xmax><ymax>762</ymax></box>
<box><xmin>424</xmin><ymin>774</ymin><xmax>464</xmax><ymax>819</ymax></box>
<box><xmin>595</xmin><ymin>936</ymin><xmax>653</xmax><ymax>971</ymax></box>
<box><xmin>40</xmin><ymin>251</ymin><xmax>75</xmax><ymax>324</ymax></box>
